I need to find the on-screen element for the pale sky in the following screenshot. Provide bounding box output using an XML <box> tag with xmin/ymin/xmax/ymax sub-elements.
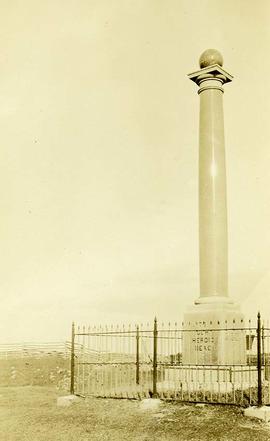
<box><xmin>1</xmin><ymin>0</ymin><xmax>270</xmax><ymax>342</ymax></box>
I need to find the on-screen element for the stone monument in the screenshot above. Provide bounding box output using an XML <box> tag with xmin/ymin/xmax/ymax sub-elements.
<box><xmin>182</xmin><ymin>49</ymin><xmax>246</xmax><ymax>365</ymax></box>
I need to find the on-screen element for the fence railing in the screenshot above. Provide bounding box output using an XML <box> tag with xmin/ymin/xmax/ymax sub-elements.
<box><xmin>0</xmin><ymin>341</ymin><xmax>70</xmax><ymax>359</ymax></box>
<box><xmin>70</xmin><ymin>313</ymin><xmax>269</xmax><ymax>406</ymax></box>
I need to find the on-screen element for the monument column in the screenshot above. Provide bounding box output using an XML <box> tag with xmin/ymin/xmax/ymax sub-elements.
<box><xmin>194</xmin><ymin>50</ymin><xmax>231</xmax><ymax>303</ymax></box>
<box><xmin>182</xmin><ymin>50</ymin><xmax>246</xmax><ymax>365</ymax></box>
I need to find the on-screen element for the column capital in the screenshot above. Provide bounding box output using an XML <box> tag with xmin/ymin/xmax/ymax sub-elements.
<box><xmin>188</xmin><ymin>64</ymin><xmax>233</xmax><ymax>87</ymax></box>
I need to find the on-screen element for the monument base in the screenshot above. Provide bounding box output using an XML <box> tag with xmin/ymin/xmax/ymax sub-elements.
<box><xmin>160</xmin><ymin>365</ymin><xmax>258</xmax><ymax>393</ymax></box>
<box><xmin>182</xmin><ymin>300</ymin><xmax>246</xmax><ymax>365</ymax></box>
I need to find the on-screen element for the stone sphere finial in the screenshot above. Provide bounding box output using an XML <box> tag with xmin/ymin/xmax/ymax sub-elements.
<box><xmin>199</xmin><ymin>49</ymin><xmax>223</xmax><ymax>68</ymax></box>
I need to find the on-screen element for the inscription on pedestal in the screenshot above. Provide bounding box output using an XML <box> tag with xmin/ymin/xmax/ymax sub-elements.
<box><xmin>183</xmin><ymin>329</ymin><xmax>219</xmax><ymax>364</ymax></box>
<box><xmin>182</xmin><ymin>314</ymin><xmax>247</xmax><ymax>365</ymax></box>
<box><xmin>192</xmin><ymin>331</ymin><xmax>214</xmax><ymax>352</ymax></box>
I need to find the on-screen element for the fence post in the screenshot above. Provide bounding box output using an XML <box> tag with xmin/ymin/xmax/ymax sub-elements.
<box><xmin>153</xmin><ymin>317</ymin><xmax>158</xmax><ymax>398</ymax></box>
<box><xmin>257</xmin><ymin>312</ymin><xmax>262</xmax><ymax>406</ymax></box>
<box><xmin>70</xmin><ymin>322</ymin><xmax>75</xmax><ymax>395</ymax></box>
<box><xmin>262</xmin><ymin>324</ymin><xmax>265</xmax><ymax>368</ymax></box>
<box><xmin>136</xmin><ymin>325</ymin><xmax>140</xmax><ymax>385</ymax></box>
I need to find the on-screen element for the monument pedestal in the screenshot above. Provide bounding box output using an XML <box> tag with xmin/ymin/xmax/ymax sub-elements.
<box><xmin>162</xmin><ymin>364</ymin><xmax>257</xmax><ymax>393</ymax></box>
<box><xmin>182</xmin><ymin>301</ymin><xmax>246</xmax><ymax>365</ymax></box>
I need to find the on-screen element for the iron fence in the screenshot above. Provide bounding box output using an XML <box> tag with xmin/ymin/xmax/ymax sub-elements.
<box><xmin>70</xmin><ymin>313</ymin><xmax>270</xmax><ymax>406</ymax></box>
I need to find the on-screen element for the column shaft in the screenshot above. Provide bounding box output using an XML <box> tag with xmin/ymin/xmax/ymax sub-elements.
<box><xmin>199</xmin><ymin>79</ymin><xmax>228</xmax><ymax>299</ymax></box>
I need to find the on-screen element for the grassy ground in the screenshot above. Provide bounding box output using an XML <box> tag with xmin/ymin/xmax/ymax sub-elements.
<box><xmin>0</xmin><ymin>356</ymin><xmax>70</xmax><ymax>388</ymax></box>
<box><xmin>0</xmin><ymin>386</ymin><xmax>270</xmax><ymax>441</ymax></box>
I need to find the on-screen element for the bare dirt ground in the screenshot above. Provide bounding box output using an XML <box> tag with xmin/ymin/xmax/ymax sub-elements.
<box><xmin>0</xmin><ymin>386</ymin><xmax>270</xmax><ymax>441</ymax></box>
